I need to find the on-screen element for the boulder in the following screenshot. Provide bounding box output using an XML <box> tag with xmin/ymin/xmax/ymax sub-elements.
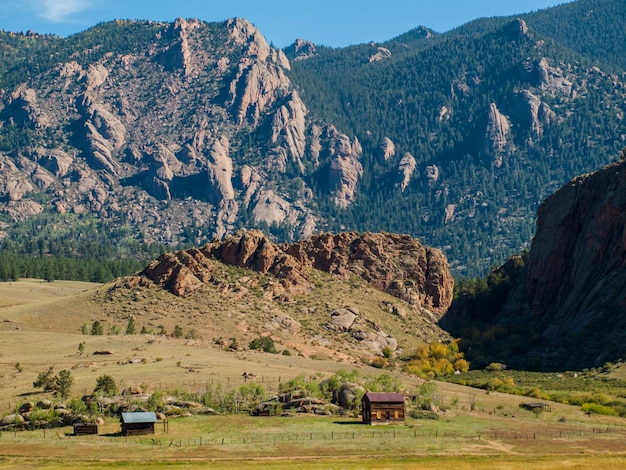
<box><xmin>1</xmin><ymin>414</ymin><xmax>25</xmax><ymax>426</ymax></box>
<box><xmin>328</xmin><ymin>308</ymin><xmax>357</xmax><ymax>332</ymax></box>
<box><xmin>19</xmin><ymin>402</ymin><xmax>34</xmax><ymax>413</ymax></box>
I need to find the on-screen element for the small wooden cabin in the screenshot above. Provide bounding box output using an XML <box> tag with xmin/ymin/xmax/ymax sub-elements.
<box><xmin>73</xmin><ymin>423</ymin><xmax>98</xmax><ymax>436</ymax></box>
<box><xmin>361</xmin><ymin>392</ymin><xmax>405</xmax><ymax>425</ymax></box>
<box><xmin>120</xmin><ymin>412</ymin><xmax>157</xmax><ymax>436</ymax></box>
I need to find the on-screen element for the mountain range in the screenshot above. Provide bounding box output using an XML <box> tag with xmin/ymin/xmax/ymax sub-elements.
<box><xmin>0</xmin><ymin>0</ymin><xmax>625</xmax><ymax>280</ymax></box>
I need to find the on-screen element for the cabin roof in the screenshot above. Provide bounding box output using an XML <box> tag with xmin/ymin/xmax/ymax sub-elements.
<box><xmin>363</xmin><ymin>392</ymin><xmax>404</xmax><ymax>404</ymax></box>
<box><xmin>120</xmin><ymin>412</ymin><xmax>157</xmax><ymax>424</ymax></box>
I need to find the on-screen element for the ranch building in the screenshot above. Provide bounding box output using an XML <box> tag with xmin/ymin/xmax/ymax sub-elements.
<box><xmin>120</xmin><ymin>411</ymin><xmax>157</xmax><ymax>436</ymax></box>
<box><xmin>361</xmin><ymin>392</ymin><xmax>405</xmax><ymax>425</ymax></box>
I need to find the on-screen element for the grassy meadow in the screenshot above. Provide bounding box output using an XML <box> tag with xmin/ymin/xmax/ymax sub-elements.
<box><xmin>0</xmin><ymin>279</ymin><xmax>625</xmax><ymax>468</ymax></box>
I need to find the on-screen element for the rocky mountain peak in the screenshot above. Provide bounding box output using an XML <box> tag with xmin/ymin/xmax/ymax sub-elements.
<box><xmin>285</xmin><ymin>39</ymin><xmax>317</xmax><ymax>61</ymax></box>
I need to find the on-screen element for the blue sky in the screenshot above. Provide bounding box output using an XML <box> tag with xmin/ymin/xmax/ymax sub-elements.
<box><xmin>1</xmin><ymin>0</ymin><xmax>572</xmax><ymax>47</ymax></box>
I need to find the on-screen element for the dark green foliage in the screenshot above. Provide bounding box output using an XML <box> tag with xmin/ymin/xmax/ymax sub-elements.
<box><xmin>33</xmin><ymin>367</ymin><xmax>56</xmax><ymax>392</ymax></box>
<box><xmin>125</xmin><ymin>317</ymin><xmax>136</xmax><ymax>335</ymax></box>
<box><xmin>33</xmin><ymin>367</ymin><xmax>73</xmax><ymax>398</ymax></box>
<box><xmin>172</xmin><ymin>325</ymin><xmax>184</xmax><ymax>338</ymax></box>
<box><xmin>90</xmin><ymin>321</ymin><xmax>103</xmax><ymax>336</ymax></box>
<box><xmin>94</xmin><ymin>374</ymin><xmax>118</xmax><ymax>397</ymax></box>
<box><xmin>249</xmin><ymin>336</ymin><xmax>278</xmax><ymax>354</ymax></box>
<box><xmin>56</xmin><ymin>370</ymin><xmax>73</xmax><ymax>399</ymax></box>
<box><xmin>0</xmin><ymin>214</ymin><xmax>165</xmax><ymax>283</ymax></box>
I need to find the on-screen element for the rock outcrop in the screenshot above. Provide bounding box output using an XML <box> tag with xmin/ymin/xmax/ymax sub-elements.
<box><xmin>270</xmin><ymin>91</ymin><xmax>307</xmax><ymax>173</ymax></box>
<box><xmin>485</xmin><ymin>103</ymin><xmax>511</xmax><ymax>167</ymax></box>
<box><xmin>285</xmin><ymin>39</ymin><xmax>317</xmax><ymax>61</ymax></box>
<box><xmin>510</xmin><ymin>90</ymin><xmax>554</xmax><ymax>142</ymax></box>
<box><xmin>492</xmin><ymin>158</ymin><xmax>626</xmax><ymax>367</ymax></box>
<box><xmin>226</xmin><ymin>18</ymin><xmax>291</xmax><ymax>126</ymax></box>
<box><xmin>369</xmin><ymin>47</ymin><xmax>392</xmax><ymax>63</ymax></box>
<box><xmin>286</xmin><ymin>231</ymin><xmax>454</xmax><ymax>315</ymax></box>
<box><xmin>141</xmin><ymin>230</ymin><xmax>454</xmax><ymax>317</ymax></box>
<box><xmin>396</xmin><ymin>152</ymin><xmax>416</xmax><ymax>192</ymax></box>
<box><xmin>378</xmin><ymin>137</ymin><xmax>395</xmax><ymax>161</ymax></box>
<box><xmin>326</xmin><ymin>128</ymin><xmax>363</xmax><ymax>207</ymax></box>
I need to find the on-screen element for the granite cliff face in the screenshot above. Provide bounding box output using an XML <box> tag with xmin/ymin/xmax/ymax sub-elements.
<box><xmin>485</xmin><ymin>158</ymin><xmax>626</xmax><ymax>367</ymax></box>
<box><xmin>0</xmin><ymin>18</ymin><xmax>361</xmax><ymax>245</ymax></box>
<box><xmin>141</xmin><ymin>230</ymin><xmax>454</xmax><ymax>319</ymax></box>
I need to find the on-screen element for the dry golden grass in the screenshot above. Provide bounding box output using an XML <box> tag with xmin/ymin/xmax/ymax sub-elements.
<box><xmin>0</xmin><ymin>278</ymin><xmax>625</xmax><ymax>468</ymax></box>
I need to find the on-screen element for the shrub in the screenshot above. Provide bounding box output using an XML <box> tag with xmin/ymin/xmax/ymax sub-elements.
<box><xmin>172</xmin><ymin>325</ymin><xmax>184</xmax><ymax>338</ymax></box>
<box><xmin>94</xmin><ymin>374</ymin><xmax>117</xmax><ymax>397</ymax></box>
<box><xmin>410</xmin><ymin>409</ymin><xmax>439</xmax><ymax>420</ymax></box>
<box><xmin>125</xmin><ymin>318</ymin><xmax>136</xmax><ymax>335</ymax></box>
<box><xmin>581</xmin><ymin>403</ymin><xmax>619</xmax><ymax>416</ymax></box>
<box><xmin>90</xmin><ymin>321</ymin><xmax>104</xmax><ymax>336</ymax></box>
<box><xmin>369</xmin><ymin>357</ymin><xmax>388</xmax><ymax>368</ymax></box>
<box><xmin>249</xmin><ymin>336</ymin><xmax>278</xmax><ymax>354</ymax></box>
<box><xmin>485</xmin><ymin>362</ymin><xmax>507</xmax><ymax>371</ymax></box>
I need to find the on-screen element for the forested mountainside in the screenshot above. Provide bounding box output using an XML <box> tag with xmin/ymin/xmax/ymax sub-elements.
<box><xmin>287</xmin><ymin>0</ymin><xmax>626</xmax><ymax>275</ymax></box>
<box><xmin>0</xmin><ymin>0</ymin><xmax>625</xmax><ymax>279</ymax></box>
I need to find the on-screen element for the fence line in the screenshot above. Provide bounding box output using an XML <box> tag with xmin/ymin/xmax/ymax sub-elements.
<box><xmin>3</xmin><ymin>425</ymin><xmax>624</xmax><ymax>447</ymax></box>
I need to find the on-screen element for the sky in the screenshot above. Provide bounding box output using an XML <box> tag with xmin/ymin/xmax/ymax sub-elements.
<box><xmin>1</xmin><ymin>0</ymin><xmax>573</xmax><ymax>48</ymax></box>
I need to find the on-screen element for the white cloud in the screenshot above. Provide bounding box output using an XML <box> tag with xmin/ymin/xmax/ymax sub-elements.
<box><xmin>39</xmin><ymin>0</ymin><xmax>92</xmax><ymax>22</ymax></box>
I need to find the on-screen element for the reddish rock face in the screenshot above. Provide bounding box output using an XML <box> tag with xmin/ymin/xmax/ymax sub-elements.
<box><xmin>141</xmin><ymin>230</ymin><xmax>454</xmax><ymax>317</ymax></box>
<box><xmin>523</xmin><ymin>159</ymin><xmax>626</xmax><ymax>324</ymax></box>
<box><xmin>496</xmin><ymin>158</ymin><xmax>626</xmax><ymax>365</ymax></box>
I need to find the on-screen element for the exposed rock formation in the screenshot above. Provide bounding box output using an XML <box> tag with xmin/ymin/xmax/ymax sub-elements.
<box><xmin>485</xmin><ymin>103</ymin><xmax>511</xmax><ymax>167</ymax></box>
<box><xmin>78</xmin><ymin>92</ymin><xmax>126</xmax><ymax>174</ymax></box>
<box><xmin>326</xmin><ymin>128</ymin><xmax>363</xmax><ymax>207</ymax></box>
<box><xmin>378</xmin><ymin>137</ymin><xmax>395</xmax><ymax>161</ymax></box>
<box><xmin>327</xmin><ymin>307</ymin><xmax>398</xmax><ymax>355</ymax></box>
<box><xmin>6</xmin><ymin>86</ymin><xmax>50</xmax><ymax>128</ymax></box>
<box><xmin>141</xmin><ymin>230</ymin><xmax>454</xmax><ymax>317</ymax></box>
<box><xmin>206</xmin><ymin>137</ymin><xmax>235</xmax><ymax>203</ymax></box>
<box><xmin>153</xmin><ymin>18</ymin><xmax>198</xmax><ymax>76</ymax></box>
<box><xmin>286</xmin><ymin>231</ymin><xmax>454</xmax><ymax>315</ymax></box>
<box><xmin>396</xmin><ymin>152</ymin><xmax>416</xmax><ymax>192</ymax></box>
<box><xmin>226</xmin><ymin>18</ymin><xmax>291</xmax><ymax>126</ymax></box>
<box><xmin>490</xmin><ymin>159</ymin><xmax>626</xmax><ymax>367</ymax></box>
<box><xmin>37</xmin><ymin>148</ymin><xmax>73</xmax><ymax>177</ymax></box>
<box><xmin>270</xmin><ymin>90</ymin><xmax>307</xmax><ymax>173</ymax></box>
<box><xmin>369</xmin><ymin>47</ymin><xmax>392</xmax><ymax>63</ymax></box>
<box><xmin>510</xmin><ymin>90</ymin><xmax>554</xmax><ymax>142</ymax></box>
<box><xmin>285</xmin><ymin>39</ymin><xmax>317</xmax><ymax>61</ymax></box>
<box><xmin>528</xmin><ymin>58</ymin><xmax>573</xmax><ymax>96</ymax></box>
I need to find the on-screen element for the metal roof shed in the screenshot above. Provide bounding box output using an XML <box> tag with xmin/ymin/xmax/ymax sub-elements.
<box><xmin>120</xmin><ymin>412</ymin><xmax>158</xmax><ymax>436</ymax></box>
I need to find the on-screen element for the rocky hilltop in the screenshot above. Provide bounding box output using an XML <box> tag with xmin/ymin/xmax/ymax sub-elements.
<box><xmin>141</xmin><ymin>230</ymin><xmax>453</xmax><ymax>319</ymax></box>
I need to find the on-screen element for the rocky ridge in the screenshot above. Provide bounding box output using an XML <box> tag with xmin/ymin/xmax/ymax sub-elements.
<box><xmin>141</xmin><ymin>230</ymin><xmax>454</xmax><ymax>318</ymax></box>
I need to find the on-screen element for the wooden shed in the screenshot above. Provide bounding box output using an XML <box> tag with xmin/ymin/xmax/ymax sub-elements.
<box><xmin>73</xmin><ymin>423</ymin><xmax>98</xmax><ymax>436</ymax></box>
<box><xmin>361</xmin><ymin>392</ymin><xmax>405</xmax><ymax>425</ymax></box>
<box><xmin>120</xmin><ymin>412</ymin><xmax>157</xmax><ymax>436</ymax></box>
